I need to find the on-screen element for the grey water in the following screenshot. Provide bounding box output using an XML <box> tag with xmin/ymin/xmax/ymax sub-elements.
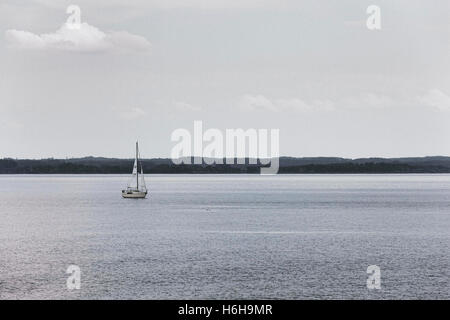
<box><xmin>0</xmin><ymin>174</ymin><xmax>449</xmax><ymax>300</ymax></box>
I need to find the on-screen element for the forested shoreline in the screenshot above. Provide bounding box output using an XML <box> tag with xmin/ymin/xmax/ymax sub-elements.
<box><xmin>1</xmin><ymin>156</ymin><xmax>450</xmax><ymax>174</ymax></box>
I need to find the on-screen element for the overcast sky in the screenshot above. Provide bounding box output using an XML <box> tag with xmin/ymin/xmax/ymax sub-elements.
<box><xmin>1</xmin><ymin>0</ymin><xmax>449</xmax><ymax>159</ymax></box>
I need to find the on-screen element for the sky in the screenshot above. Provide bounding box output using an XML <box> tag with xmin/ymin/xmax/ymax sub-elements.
<box><xmin>0</xmin><ymin>0</ymin><xmax>449</xmax><ymax>159</ymax></box>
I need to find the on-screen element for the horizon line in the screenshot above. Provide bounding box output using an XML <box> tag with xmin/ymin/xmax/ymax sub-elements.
<box><xmin>3</xmin><ymin>155</ymin><xmax>450</xmax><ymax>161</ymax></box>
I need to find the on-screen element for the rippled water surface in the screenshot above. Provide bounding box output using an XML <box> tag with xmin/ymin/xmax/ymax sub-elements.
<box><xmin>0</xmin><ymin>174</ymin><xmax>449</xmax><ymax>299</ymax></box>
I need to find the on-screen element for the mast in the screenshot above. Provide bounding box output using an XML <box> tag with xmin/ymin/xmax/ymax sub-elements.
<box><xmin>136</xmin><ymin>141</ymin><xmax>139</xmax><ymax>190</ymax></box>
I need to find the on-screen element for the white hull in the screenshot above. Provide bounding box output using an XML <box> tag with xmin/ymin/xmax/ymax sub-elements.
<box><xmin>122</xmin><ymin>191</ymin><xmax>147</xmax><ymax>199</ymax></box>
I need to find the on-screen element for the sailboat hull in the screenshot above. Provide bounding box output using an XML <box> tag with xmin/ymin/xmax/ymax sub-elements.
<box><xmin>122</xmin><ymin>191</ymin><xmax>147</xmax><ymax>199</ymax></box>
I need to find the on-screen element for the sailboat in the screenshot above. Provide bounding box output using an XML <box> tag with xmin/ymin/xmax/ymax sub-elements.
<box><xmin>122</xmin><ymin>142</ymin><xmax>148</xmax><ymax>199</ymax></box>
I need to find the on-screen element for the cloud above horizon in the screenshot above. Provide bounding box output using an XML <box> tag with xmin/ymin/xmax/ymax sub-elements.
<box><xmin>5</xmin><ymin>22</ymin><xmax>151</xmax><ymax>53</ymax></box>
<box><xmin>118</xmin><ymin>107</ymin><xmax>147</xmax><ymax>120</ymax></box>
<box><xmin>420</xmin><ymin>89</ymin><xmax>450</xmax><ymax>112</ymax></box>
<box><xmin>237</xmin><ymin>94</ymin><xmax>335</xmax><ymax>113</ymax></box>
<box><xmin>238</xmin><ymin>90</ymin><xmax>450</xmax><ymax>114</ymax></box>
<box><xmin>174</xmin><ymin>101</ymin><xmax>202</xmax><ymax>112</ymax></box>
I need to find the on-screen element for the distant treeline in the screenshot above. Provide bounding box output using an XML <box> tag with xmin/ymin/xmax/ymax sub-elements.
<box><xmin>1</xmin><ymin>156</ymin><xmax>450</xmax><ymax>174</ymax></box>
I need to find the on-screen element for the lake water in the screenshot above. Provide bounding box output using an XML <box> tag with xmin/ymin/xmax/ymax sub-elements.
<box><xmin>0</xmin><ymin>174</ymin><xmax>449</xmax><ymax>299</ymax></box>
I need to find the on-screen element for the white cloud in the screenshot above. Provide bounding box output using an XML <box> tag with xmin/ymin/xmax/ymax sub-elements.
<box><xmin>419</xmin><ymin>89</ymin><xmax>450</xmax><ymax>111</ymax></box>
<box><xmin>238</xmin><ymin>91</ymin><xmax>450</xmax><ymax>114</ymax></box>
<box><xmin>0</xmin><ymin>118</ymin><xmax>23</xmax><ymax>131</ymax></box>
<box><xmin>276</xmin><ymin>98</ymin><xmax>314</xmax><ymax>112</ymax></box>
<box><xmin>5</xmin><ymin>22</ymin><xmax>151</xmax><ymax>53</ymax></box>
<box><xmin>342</xmin><ymin>93</ymin><xmax>397</xmax><ymax>109</ymax></box>
<box><xmin>118</xmin><ymin>107</ymin><xmax>147</xmax><ymax>120</ymax></box>
<box><xmin>174</xmin><ymin>101</ymin><xmax>202</xmax><ymax>111</ymax></box>
<box><xmin>237</xmin><ymin>94</ymin><xmax>335</xmax><ymax>113</ymax></box>
<box><xmin>238</xmin><ymin>95</ymin><xmax>277</xmax><ymax>112</ymax></box>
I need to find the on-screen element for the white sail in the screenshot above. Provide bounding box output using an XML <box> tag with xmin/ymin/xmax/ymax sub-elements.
<box><xmin>126</xmin><ymin>158</ymin><xmax>139</xmax><ymax>190</ymax></box>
